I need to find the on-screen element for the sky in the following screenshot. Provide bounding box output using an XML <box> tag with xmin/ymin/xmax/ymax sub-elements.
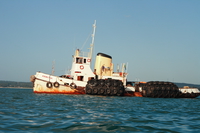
<box><xmin>0</xmin><ymin>0</ymin><xmax>199</xmax><ymax>84</ymax></box>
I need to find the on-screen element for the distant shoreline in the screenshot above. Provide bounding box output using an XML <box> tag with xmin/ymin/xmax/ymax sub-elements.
<box><xmin>0</xmin><ymin>87</ymin><xmax>32</xmax><ymax>89</ymax></box>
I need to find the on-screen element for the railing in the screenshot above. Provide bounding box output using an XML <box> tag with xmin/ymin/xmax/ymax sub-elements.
<box><xmin>79</xmin><ymin>51</ymin><xmax>90</xmax><ymax>58</ymax></box>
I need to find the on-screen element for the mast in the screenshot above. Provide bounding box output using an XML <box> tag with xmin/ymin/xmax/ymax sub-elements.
<box><xmin>89</xmin><ymin>20</ymin><xmax>96</xmax><ymax>59</ymax></box>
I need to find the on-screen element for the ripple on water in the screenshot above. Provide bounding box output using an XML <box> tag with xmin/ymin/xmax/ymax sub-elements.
<box><xmin>0</xmin><ymin>88</ymin><xmax>200</xmax><ymax>132</ymax></box>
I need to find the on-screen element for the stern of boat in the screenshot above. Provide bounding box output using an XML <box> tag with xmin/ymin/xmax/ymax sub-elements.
<box><xmin>30</xmin><ymin>72</ymin><xmax>86</xmax><ymax>94</ymax></box>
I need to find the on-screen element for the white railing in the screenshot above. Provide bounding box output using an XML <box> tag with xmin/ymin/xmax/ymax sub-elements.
<box><xmin>79</xmin><ymin>51</ymin><xmax>90</xmax><ymax>58</ymax></box>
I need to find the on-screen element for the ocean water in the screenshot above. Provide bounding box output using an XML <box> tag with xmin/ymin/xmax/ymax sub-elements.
<box><xmin>0</xmin><ymin>88</ymin><xmax>200</xmax><ymax>133</ymax></box>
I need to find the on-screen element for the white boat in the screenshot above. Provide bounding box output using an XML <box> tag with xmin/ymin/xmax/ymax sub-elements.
<box><xmin>30</xmin><ymin>20</ymin><xmax>129</xmax><ymax>95</ymax></box>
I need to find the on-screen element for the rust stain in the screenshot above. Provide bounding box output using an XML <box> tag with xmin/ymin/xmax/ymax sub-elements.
<box><xmin>34</xmin><ymin>86</ymin><xmax>85</xmax><ymax>94</ymax></box>
<box><xmin>124</xmin><ymin>91</ymin><xmax>143</xmax><ymax>97</ymax></box>
<box><xmin>124</xmin><ymin>92</ymin><xmax>135</xmax><ymax>96</ymax></box>
<box><xmin>134</xmin><ymin>92</ymin><xmax>143</xmax><ymax>97</ymax></box>
<box><xmin>34</xmin><ymin>91</ymin><xmax>85</xmax><ymax>94</ymax></box>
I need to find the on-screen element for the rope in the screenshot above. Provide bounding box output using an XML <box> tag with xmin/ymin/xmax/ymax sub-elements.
<box><xmin>80</xmin><ymin>30</ymin><xmax>92</xmax><ymax>51</ymax></box>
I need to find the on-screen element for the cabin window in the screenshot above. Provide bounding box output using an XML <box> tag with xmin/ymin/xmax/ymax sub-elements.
<box><xmin>77</xmin><ymin>76</ymin><xmax>84</xmax><ymax>81</ymax></box>
<box><xmin>76</xmin><ymin>58</ymin><xmax>83</xmax><ymax>64</ymax></box>
<box><xmin>84</xmin><ymin>59</ymin><xmax>86</xmax><ymax>63</ymax></box>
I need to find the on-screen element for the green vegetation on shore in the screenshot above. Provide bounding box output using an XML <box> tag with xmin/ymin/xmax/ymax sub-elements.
<box><xmin>0</xmin><ymin>81</ymin><xmax>33</xmax><ymax>88</ymax></box>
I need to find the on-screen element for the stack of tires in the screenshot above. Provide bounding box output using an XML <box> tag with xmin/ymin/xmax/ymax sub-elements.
<box><xmin>85</xmin><ymin>79</ymin><xmax>125</xmax><ymax>96</ymax></box>
<box><xmin>142</xmin><ymin>81</ymin><xmax>180</xmax><ymax>98</ymax></box>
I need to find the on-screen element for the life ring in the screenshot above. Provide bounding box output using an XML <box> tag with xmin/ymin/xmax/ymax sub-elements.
<box><xmin>46</xmin><ymin>82</ymin><xmax>53</xmax><ymax>88</ymax></box>
<box><xmin>54</xmin><ymin>82</ymin><xmax>60</xmax><ymax>88</ymax></box>
<box><xmin>80</xmin><ymin>65</ymin><xmax>84</xmax><ymax>70</ymax></box>
<box><xmin>87</xmin><ymin>59</ymin><xmax>91</xmax><ymax>62</ymax></box>
<box><xmin>70</xmin><ymin>83</ymin><xmax>77</xmax><ymax>89</ymax></box>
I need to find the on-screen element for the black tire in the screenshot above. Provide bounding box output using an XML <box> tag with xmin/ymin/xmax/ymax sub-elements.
<box><xmin>106</xmin><ymin>88</ymin><xmax>111</xmax><ymax>95</ymax></box>
<box><xmin>99</xmin><ymin>87</ymin><xmax>105</xmax><ymax>95</ymax></box>
<box><xmin>164</xmin><ymin>90</ymin><xmax>170</xmax><ymax>98</ymax></box>
<box><xmin>70</xmin><ymin>83</ymin><xmax>77</xmax><ymax>89</ymax></box>
<box><xmin>54</xmin><ymin>82</ymin><xmax>60</xmax><ymax>88</ymax></box>
<box><xmin>92</xmin><ymin>87</ymin><xmax>98</xmax><ymax>95</ymax></box>
<box><xmin>161</xmin><ymin>86</ymin><xmax>166</xmax><ymax>91</ymax></box>
<box><xmin>113</xmin><ymin>80</ymin><xmax>119</xmax><ymax>87</ymax></box>
<box><xmin>113</xmin><ymin>88</ymin><xmax>118</xmax><ymax>95</ymax></box>
<box><xmin>157</xmin><ymin>90</ymin><xmax>163</xmax><ymax>98</ymax></box>
<box><xmin>117</xmin><ymin>88</ymin><xmax>124</xmax><ymax>96</ymax></box>
<box><xmin>88</xmin><ymin>79</ymin><xmax>98</xmax><ymax>87</ymax></box>
<box><xmin>46</xmin><ymin>82</ymin><xmax>53</xmax><ymax>88</ymax></box>
<box><xmin>145</xmin><ymin>89</ymin><xmax>151</xmax><ymax>97</ymax></box>
<box><xmin>99</xmin><ymin>80</ymin><xmax>105</xmax><ymax>86</ymax></box>
<box><xmin>86</xmin><ymin>87</ymin><xmax>92</xmax><ymax>94</ymax></box>
<box><xmin>105</xmin><ymin>80</ymin><xmax>112</xmax><ymax>87</ymax></box>
<box><xmin>153</xmin><ymin>90</ymin><xmax>159</xmax><ymax>98</ymax></box>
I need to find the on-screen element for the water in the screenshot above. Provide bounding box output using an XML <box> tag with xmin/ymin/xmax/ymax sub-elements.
<box><xmin>0</xmin><ymin>88</ymin><xmax>200</xmax><ymax>133</ymax></box>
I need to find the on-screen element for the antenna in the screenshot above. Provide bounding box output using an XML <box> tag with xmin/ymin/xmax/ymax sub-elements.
<box><xmin>52</xmin><ymin>60</ymin><xmax>55</xmax><ymax>75</ymax></box>
<box><xmin>89</xmin><ymin>20</ymin><xmax>96</xmax><ymax>59</ymax></box>
<box><xmin>126</xmin><ymin>62</ymin><xmax>128</xmax><ymax>73</ymax></box>
<box><xmin>117</xmin><ymin>64</ymin><xmax>120</xmax><ymax>72</ymax></box>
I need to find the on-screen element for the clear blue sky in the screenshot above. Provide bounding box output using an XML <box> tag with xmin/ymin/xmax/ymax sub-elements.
<box><xmin>0</xmin><ymin>0</ymin><xmax>199</xmax><ymax>84</ymax></box>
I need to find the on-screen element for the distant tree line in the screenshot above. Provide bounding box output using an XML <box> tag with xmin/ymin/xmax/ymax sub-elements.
<box><xmin>0</xmin><ymin>80</ymin><xmax>199</xmax><ymax>89</ymax></box>
<box><xmin>175</xmin><ymin>83</ymin><xmax>200</xmax><ymax>88</ymax></box>
<box><xmin>0</xmin><ymin>81</ymin><xmax>33</xmax><ymax>88</ymax></box>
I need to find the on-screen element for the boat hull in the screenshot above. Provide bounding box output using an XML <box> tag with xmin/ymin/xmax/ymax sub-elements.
<box><xmin>32</xmin><ymin>72</ymin><xmax>86</xmax><ymax>94</ymax></box>
<box><xmin>31</xmin><ymin>73</ymin><xmax>200</xmax><ymax>98</ymax></box>
<box><xmin>33</xmin><ymin>79</ymin><xmax>85</xmax><ymax>94</ymax></box>
<box><xmin>33</xmin><ymin>80</ymin><xmax>200</xmax><ymax>98</ymax></box>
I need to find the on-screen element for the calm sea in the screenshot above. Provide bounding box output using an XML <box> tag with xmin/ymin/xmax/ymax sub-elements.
<box><xmin>0</xmin><ymin>88</ymin><xmax>200</xmax><ymax>133</ymax></box>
